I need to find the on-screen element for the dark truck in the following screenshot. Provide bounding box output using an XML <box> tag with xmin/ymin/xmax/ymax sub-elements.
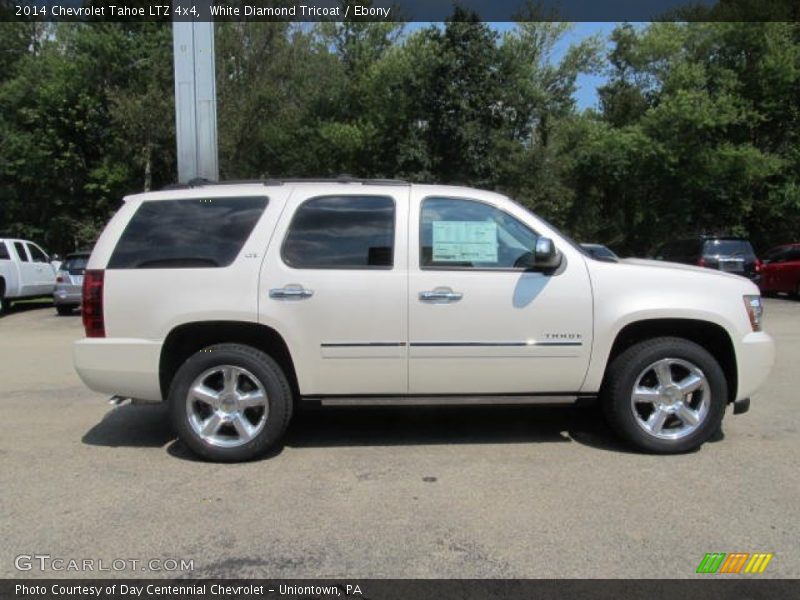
<box><xmin>653</xmin><ymin>236</ymin><xmax>760</xmax><ymax>281</ymax></box>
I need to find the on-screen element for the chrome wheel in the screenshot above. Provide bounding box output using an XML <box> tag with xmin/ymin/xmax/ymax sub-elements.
<box><xmin>186</xmin><ymin>365</ymin><xmax>269</xmax><ymax>448</ymax></box>
<box><xmin>630</xmin><ymin>358</ymin><xmax>711</xmax><ymax>440</ymax></box>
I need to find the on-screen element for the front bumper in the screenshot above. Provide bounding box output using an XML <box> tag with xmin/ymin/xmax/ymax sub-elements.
<box><xmin>736</xmin><ymin>331</ymin><xmax>775</xmax><ymax>401</ymax></box>
<box><xmin>73</xmin><ymin>338</ymin><xmax>163</xmax><ymax>401</ymax></box>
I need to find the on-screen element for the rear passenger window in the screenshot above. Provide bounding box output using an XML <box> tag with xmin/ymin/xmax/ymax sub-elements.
<box><xmin>282</xmin><ymin>196</ymin><xmax>395</xmax><ymax>269</ymax></box>
<box><xmin>0</xmin><ymin>243</ymin><xmax>9</xmax><ymax>260</ymax></box>
<box><xmin>13</xmin><ymin>242</ymin><xmax>29</xmax><ymax>262</ymax></box>
<box><xmin>108</xmin><ymin>197</ymin><xmax>268</xmax><ymax>269</ymax></box>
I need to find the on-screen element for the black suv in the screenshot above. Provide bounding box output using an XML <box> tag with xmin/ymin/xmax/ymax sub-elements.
<box><xmin>653</xmin><ymin>236</ymin><xmax>759</xmax><ymax>281</ymax></box>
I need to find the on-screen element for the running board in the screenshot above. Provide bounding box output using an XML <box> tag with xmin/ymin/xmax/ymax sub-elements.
<box><xmin>302</xmin><ymin>395</ymin><xmax>585</xmax><ymax>407</ymax></box>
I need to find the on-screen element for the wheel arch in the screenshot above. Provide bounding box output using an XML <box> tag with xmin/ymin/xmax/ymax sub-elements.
<box><xmin>603</xmin><ymin>318</ymin><xmax>737</xmax><ymax>403</ymax></box>
<box><xmin>159</xmin><ymin>321</ymin><xmax>299</xmax><ymax>401</ymax></box>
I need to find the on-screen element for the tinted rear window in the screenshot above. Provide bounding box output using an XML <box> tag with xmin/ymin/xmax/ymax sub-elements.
<box><xmin>108</xmin><ymin>197</ymin><xmax>268</xmax><ymax>269</ymax></box>
<box><xmin>282</xmin><ymin>196</ymin><xmax>395</xmax><ymax>269</ymax></box>
<box><xmin>703</xmin><ymin>239</ymin><xmax>755</xmax><ymax>257</ymax></box>
<box><xmin>63</xmin><ymin>255</ymin><xmax>89</xmax><ymax>274</ymax></box>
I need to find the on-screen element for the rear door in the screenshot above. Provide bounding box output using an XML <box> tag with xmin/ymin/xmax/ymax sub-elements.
<box><xmin>0</xmin><ymin>241</ymin><xmax>20</xmax><ymax>296</ymax></box>
<box><xmin>259</xmin><ymin>186</ymin><xmax>409</xmax><ymax>396</ymax></box>
<box><xmin>11</xmin><ymin>242</ymin><xmax>39</xmax><ymax>296</ymax></box>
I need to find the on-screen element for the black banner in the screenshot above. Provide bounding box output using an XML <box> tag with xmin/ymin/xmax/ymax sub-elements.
<box><xmin>1</xmin><ymin>0</ymin><xmax>799</xmax><ymax>23</ymax></box>
<box><xmin>2</xmin><ymin>580</ymin><xmax>799</xmax><ymax>600</ymax></box>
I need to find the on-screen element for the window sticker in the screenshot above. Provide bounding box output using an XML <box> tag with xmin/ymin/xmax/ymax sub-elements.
<box><xmin>432</xmin><ymin>221</ymin><xmax>498</xmax><ymax>263</ymax></box>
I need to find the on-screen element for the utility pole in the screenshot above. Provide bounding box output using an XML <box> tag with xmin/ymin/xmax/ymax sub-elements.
<box><xmin>172</xmin><ymin>0</ymin><xmax>219</xmax><ymax>183</ymax></box>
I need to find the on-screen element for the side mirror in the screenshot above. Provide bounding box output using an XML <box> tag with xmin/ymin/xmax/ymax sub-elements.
<box><xmin>51</xmin><ymin>253</ymin><xmax>61</xmax><ymax>262</ymax></box>
<box><xmin>533</xmin><ymin>237</ymin><xmax>562</xmax><ymax>270</ymax></box>
<box><xmin>515</xmin><ymin>238</ymin><xmax>562</xmax><ymax>271</ymax></box>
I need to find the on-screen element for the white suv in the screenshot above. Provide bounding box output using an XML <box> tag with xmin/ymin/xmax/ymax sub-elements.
<box><xmin>73</xmin><ymin>179</ymin><xmax>775</xmax><ymax>461</ymax></box>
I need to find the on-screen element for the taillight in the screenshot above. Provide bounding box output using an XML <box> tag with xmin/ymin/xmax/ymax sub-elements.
<box><xmin>697</xmin><ymin>258</ymin><xmax>707</xmax><ymax>267</ymax></box>
<box><xmin>82</xmin><ymin>269</ymin><xmax>105</xmax><ymax>338</ymax></box>
<box><xmin>755</xmin><ymin>259</ymin><xmax>762</xmax><ymax>273</ymax></box>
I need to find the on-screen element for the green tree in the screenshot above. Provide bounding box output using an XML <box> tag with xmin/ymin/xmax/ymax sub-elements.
<box><xmin>574</xmin><ymin>21</ymin><xmax>800</xmax><ymax>254</ymax></box>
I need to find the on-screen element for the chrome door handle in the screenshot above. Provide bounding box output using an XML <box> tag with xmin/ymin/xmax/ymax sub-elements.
<box><xmin>270</xmin><ymin>287</ymin><xmax>314</xmax><ymax>300</ymax></box>
<box><xmin>419</xmin><ymin>290</ymin><xmax>463</xmax><ymax>302</ymax></box>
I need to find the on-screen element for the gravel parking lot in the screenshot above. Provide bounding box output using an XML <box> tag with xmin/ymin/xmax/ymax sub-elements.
<box><xmin>1</xmin><ymin>298</ymin><xmax>798</xmax><ymax>579</ymax></box>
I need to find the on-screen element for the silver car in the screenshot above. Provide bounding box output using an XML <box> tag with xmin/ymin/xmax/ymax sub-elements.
<box><xmin>54</xmin><ymin>252</ymin><xmax>89</xmax><ymax>315</ymax></box>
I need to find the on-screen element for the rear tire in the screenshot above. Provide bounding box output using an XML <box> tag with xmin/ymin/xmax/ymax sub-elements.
<box><xmin>56</xmin><ymin>305</ymin><xmax>75</xmax><ymax>316</ymax></box>
<box><xmin>0</xmin><ymin>281</ymin><xmax>7</xmax><ymax>315</ymax></box>
<box><xmin>168</xmin><ymin>343</ymin><xmax>293</xmax><ymax>462</ymax></box>
<box><xmin>602</xmin><ymin>337</ymin><xmax>727</xmax><ymax>453</ymax></box>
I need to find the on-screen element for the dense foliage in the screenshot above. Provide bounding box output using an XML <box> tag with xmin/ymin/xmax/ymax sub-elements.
<box><xmin>0</xmin><ymin>17</ymin><xmax>798</xmax><ymax>256</ymax></box>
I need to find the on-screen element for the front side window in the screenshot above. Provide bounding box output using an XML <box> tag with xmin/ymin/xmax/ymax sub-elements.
<box><xmin>27</xmin><ymin>243</ymin><xmax>48</xmax><ymax>263</ymax></box>
<box><xmin>763</xmin><ymin>247</ymin><xmax>789</xmax><ymax>263</ymax></box>
<box><xmin>13</xmin><ymin>242</ymin><xmax>29</xmax><ymax>262</ymax></box>
<box><xmin>108</xmin><ymin>196</ymin><xmax>268</xmax><ymax>269</ymax></box>
<box><xmin>282</xmin><ymin>195</ymin><xmax>395</xmax><ymax>269</ymax></box>
<box><xmin>421</xmin><ymin>197</ymin><xmax>539</xmax><ymax>269</ymax></box>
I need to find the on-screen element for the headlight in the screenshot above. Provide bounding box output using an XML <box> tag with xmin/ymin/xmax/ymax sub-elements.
<box><xmin>743</xmin><ymin>295</ymin><xmax>764</xmax><ymax>332</ymax></box>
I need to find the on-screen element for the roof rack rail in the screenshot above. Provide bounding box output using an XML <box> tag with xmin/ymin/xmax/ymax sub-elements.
<box><xmin>160</xmin><ymin>175</ymin><xmax>409</xmax><ymax>191</ymax></box>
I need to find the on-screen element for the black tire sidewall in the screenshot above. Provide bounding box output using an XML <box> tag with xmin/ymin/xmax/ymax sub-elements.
<box><xmin>603</xmin><ymin>337</ymin><xmax>728</xmax><ymax>453</ymax></box>
<box><xmin>168</xmin><ymin>343</ymin><xmax>293</xmax><ymax>462</ymax></box>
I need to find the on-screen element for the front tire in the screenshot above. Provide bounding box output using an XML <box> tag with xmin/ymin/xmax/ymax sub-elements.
<box><xmin>602</xmin><ymin>337</ymin><xmax>727</xmax><ymax>453</ymax></box>
<box><xmin>168</xmin><ymin>343</ymin><xmax>293</xmax><ymax>462</ymax></box>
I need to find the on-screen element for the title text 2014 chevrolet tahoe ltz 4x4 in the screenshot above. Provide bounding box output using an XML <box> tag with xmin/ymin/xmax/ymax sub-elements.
<box><xmin>73</xmin><ymin>180</ymin><xmax>775</xmax><ymax>461</ymax></box>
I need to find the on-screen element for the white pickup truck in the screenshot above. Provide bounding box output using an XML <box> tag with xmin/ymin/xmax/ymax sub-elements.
<box><xmin>73</xmin><ymin>179</ymin><xmax>775</xmax><ymax>461</ymax></box>
<box><xmin>0</xmin><ymin>238</ymin><xmax>58</xmax><ymax>313</ymax></box>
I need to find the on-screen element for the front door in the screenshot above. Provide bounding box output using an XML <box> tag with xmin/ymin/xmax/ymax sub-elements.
<box><xmin>407</xmin><ymin>192</ymin><xmax>593</xmax><ymax>395</ymax></box>
<box><xmin>25</xmin><ymin>242</ymin><xmax>56</xmax><ymax>295</ymax></box>
<box><xmin>259</xmin><ymin>186</ymin><xmax>409</xmax><ymax>396</ymax></box>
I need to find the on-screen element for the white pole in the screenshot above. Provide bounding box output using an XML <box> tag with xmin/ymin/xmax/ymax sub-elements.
<box><xmin>172</xmin><ymin>0</ymin><xmax>219</xmax><ymax>183</ymax></box>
